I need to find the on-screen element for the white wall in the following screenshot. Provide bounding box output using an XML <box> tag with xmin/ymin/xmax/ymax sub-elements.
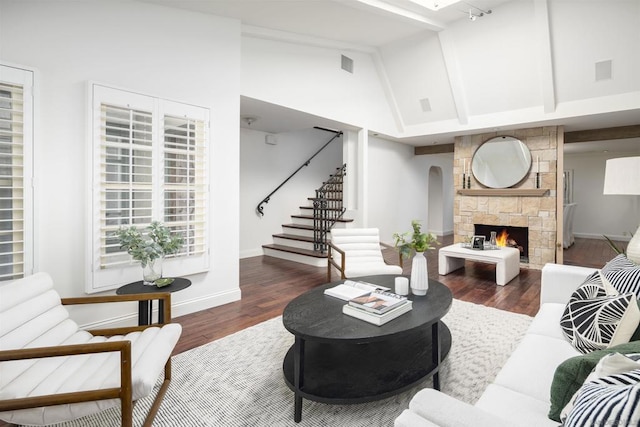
<box><xmin>241</xmin><ymin>36</ymin><xmax>399</xmax><ymax>135</ymax></box>
<box><xmin>565</xmin><ymin>150</ymin><xmax>640</xmax><ymax>240</ymax></box>
<box><xmin>366</xmin><ymin>136</ymin><xmax>454</xmax><ymax>245</ymax></box>
<box><xmin>0</xmin><ymin>0</ymin><xmax>242</xmax><ymax>325</ymax></box>
<box><xmin>240</xmin><ymin>127</ymin><xmax>343</xmax><ymax>256</ymax></box>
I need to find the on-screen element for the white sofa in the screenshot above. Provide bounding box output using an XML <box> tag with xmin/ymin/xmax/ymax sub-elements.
<box><xmin>395</xmin><ymin>262</ymin><xmax>599</xmax><ymax>427</ymax></box>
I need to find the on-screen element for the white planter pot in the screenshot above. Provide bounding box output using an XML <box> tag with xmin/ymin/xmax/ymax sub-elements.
<box><xmin>410</xmin><ymin>251</ymin><xmax>429</xmax><ymax>296</ymax></box>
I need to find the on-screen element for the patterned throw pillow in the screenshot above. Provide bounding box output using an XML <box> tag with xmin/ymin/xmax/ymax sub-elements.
<box><xmin>561</xmin><ymin>271</ymin><xmax>640</xmax><ymax>354</ymax></box>
<box><xmin>548</xmin><ymin>342</ymin><xmax>640</xmax><ymax>422</ymax></box>
<box><xmin>602</xmin><ymin>254</ymin><xmax>640</xmax><ymax>295</ymax></box>
<box><xmin>559</xmin><ymin>352</ymin><xmax>640</xmax><ymax>421</ymax></box>
<box><xmin>564</xmin><ymin>369</ymin><xmax>640</xmax><ymax>427</ymax></box>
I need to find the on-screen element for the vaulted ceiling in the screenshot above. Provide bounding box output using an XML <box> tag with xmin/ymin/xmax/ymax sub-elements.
<box><xmin>140</xmin><ymin>0</ymin><xmax>640</xmax><ymax>149</ymax></box>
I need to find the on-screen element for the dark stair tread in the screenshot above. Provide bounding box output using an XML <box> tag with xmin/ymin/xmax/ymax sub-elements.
<box><xmin>282</xmin><ymin>223</ymin><xmax>326</xmax><ymax>231</ymax></box>
<box><xmin>291</xmin><ymin>214</ymin><xmax>351</xmax><ymax>221</ymax></box>
<box><xmin>282</xmin><ymin>219</ymin><xmax>352</xmax><ymax>230</ymax></box>
<box><xmin>308</xmin><ymin>197</ymin><xmax>342</xmax><ymax>201</ymax></box>
<box><xmin>262</xmin><ymin>244</ymin><xmax>327</xmax><ymax>258</ymax></box>
<box><xmin>300</xmin><ymin>206</ymin><xmax>344</xmax><ymax>212</ymax></box>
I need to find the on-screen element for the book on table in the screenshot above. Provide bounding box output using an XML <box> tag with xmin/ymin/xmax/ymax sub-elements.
<box><xmin>342</xmin><ymin>300</ymin><xmax>413</xmax><ymax>326</ymax></box>
<box><xmin>348</xmin><ymin>289</ymin><xmax>408</xmax><ymax>314</ymax></box>
<box><xmin>323</xmin><ymin>279</ymin><xmax>391</xmax><ymax>301</ymax></box>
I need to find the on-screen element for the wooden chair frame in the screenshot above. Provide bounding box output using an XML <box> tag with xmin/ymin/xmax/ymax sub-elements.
<box><xmin>327</xmin><ymin>241</ymin><xmax>346</xmax><ymax>281</ymax></box>
<box><xmin>0</xmin><ymin>292</ymin><xmax>174</xmax><ymax>427</ymax></box>
<box><xmin>327</xmin><ymin>241</ymin><xmax>403</xmax><ymax>282</ymax></box>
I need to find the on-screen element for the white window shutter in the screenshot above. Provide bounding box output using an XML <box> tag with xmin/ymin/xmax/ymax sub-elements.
<box><xmin>89</xmin><ymin>84</ymin><xmax>209</xmax><ymax>292</ymax></box>
<box><xmin>0</xmin><ymin>65</ymin><xmax>33</xmax><ymax>281</ymax></box>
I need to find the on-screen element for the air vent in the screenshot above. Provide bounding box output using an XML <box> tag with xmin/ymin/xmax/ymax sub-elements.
<box><xmin>419</xmin><ymin>98</ymin><xmax>432</xmax><ymax>112</ymax></box>
<box><xmin>595</xmin><ymin>60</ymin><xmax>612</xmax><ymax>81</ymax></box>
<box><xmin>341</xmin><ymin>55</ymin><xmax>354</xmax><ymax>73</ymax></box>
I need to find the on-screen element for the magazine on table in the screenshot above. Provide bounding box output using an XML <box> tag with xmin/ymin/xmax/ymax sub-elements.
<box><xmin>348</xmin><ymin>289</ymin><xmax>408</xmax><ymax>314</ymax></box>
<box><xmin>343</xmin><ymin>301</ymin><xmax>412</xmax><ymax>326</ymax></box>
<box><xmin>323</xmin><ymin>279</ymin><xmax>390</xmax><ymax>301</ymax></box>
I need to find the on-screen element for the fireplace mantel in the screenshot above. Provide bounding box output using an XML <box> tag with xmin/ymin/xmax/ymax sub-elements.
<box><xmin>457</xmin><ymin>189</ymin><xmax>548</xmax><ymax>197</ymax></box>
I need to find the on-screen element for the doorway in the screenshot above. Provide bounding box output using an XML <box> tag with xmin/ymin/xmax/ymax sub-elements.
<box><xmin>428</xmin><ymin>166</ymin><xmax>444</xmax><ymax>235</ymax></box>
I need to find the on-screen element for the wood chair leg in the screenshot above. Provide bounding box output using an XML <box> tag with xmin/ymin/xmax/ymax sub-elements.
<box><xmin>142</xmin><ymin>359</ymin><xmax>172</xmax><ymax>427</ymax></box>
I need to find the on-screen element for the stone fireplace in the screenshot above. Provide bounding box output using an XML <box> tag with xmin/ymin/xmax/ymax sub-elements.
<box><xmin>453</xmin><ymin>127</ymin><xmax>559</xmax><ymax>269</ymax></box>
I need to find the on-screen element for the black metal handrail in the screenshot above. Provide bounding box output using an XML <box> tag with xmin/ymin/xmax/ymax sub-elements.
<box><xmin>256</xmin><ymin>127</ymin><xmax>343</xmax><ymax>217</ymax></box>
<box><xmin>313</xmin><ymin>164</ymin><xmax>346</xmax><ymax>252</ymax></box>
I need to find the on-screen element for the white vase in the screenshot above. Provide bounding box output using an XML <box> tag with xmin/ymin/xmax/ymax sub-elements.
<box><xmin>410</xmin><ymin>251</ymin><xmax>429</xmax><ymax>296</ymax></box>
<box><xmin>142</xmin><ymin>257</ymin><xmax>163</xmax><ymax>286</ymax></box>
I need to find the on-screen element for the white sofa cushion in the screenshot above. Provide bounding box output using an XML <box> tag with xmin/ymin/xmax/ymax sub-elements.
<box><xmin>405</xmin><ymin>389</ymin><xmax>513</xmax><ymax>427</ymax></box>
<box><xmin>526</xmin><ymin>302</ymin><xmax>566</xmax><ymax>340</ymax></box>
<box><xmin>475</xmin><ymin>384</ymin><xmax>557</xmax><ymax>427</ymax></box>
<box><xmin>395</xmin><ymin>409</ymin><xmax>441</xmax><ymax>427</ymax></box>
<box><xmin>491</xmin><ymin>333</ymin><xmax>579</xmax><ymax>402</ymax></box>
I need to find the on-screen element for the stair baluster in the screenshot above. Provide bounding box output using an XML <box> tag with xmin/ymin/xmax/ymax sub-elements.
<box><xmin>313</xmin><ymin>164</ymin><xmax>346</xmax><ymax>253</ymax></box>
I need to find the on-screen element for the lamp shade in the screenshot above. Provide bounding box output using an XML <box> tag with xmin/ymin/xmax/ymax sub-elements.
<box><xmin>603</xmin><ymin>157</ymin><xmax>640</xmax><ymax>195</ymax></box>
<box><xmin>603</xmin><ymin>156</ymin><xmax>640</xmax><ymax>265</ymax></box>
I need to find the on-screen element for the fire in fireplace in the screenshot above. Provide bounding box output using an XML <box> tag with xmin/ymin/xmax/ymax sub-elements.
<box><xmin>474</xmin><ymin>224</ymin><xmax>529</xmax><ymax>263</ymax></box>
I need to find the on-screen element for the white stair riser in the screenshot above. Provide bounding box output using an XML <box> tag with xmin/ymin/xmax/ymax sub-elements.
<box><xmin>282</xmin><ymin>227</ymin><xmax>315</xmax><ymax>238</ymax></box>
<box><xmin>262</xmin><ymin>248</ymin><xmax>327</xmax><ymax>267</ymax></box>
<box><xmin>272</xmin><ymin>237</ymin><xmax>315</xmax><ymax>251</ymax></box>
<box><xmin>291</xmin><ymin>217</ymin><xmax>314</xmax><ymax>227</ymax></box>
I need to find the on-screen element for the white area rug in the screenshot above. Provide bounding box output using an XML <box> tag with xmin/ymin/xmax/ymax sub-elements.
<box><xmin>45</xmin><ymin>299</ymin><xmax>532</xmax><ymax>427</ymax></box>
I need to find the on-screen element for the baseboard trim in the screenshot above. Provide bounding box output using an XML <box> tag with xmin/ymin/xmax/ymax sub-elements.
<box><xmin>573</xmin><ymin>233</ymin><xmax>631</xmax><ymax>242</ymax></box>
<box><xmin>240</xmin><ymin>248</ymin><xmax>263</xmax><ymax>259</ymax></box>
<box><xmin>79</xmin><ymin>289</ymin><xmax>242</xmax><ymax>329</ymax></box>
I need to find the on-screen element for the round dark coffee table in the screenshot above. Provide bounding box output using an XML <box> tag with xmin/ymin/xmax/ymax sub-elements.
<box><xmin>282</xmin><ymin>275</ymin><xmax>452</xmax><ymax>422</ymax></box>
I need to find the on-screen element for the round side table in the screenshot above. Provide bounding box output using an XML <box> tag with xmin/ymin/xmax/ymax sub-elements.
<box><xmin>116</xmin><ymin>277</ymin><xmax>191</xmax><ymax>325</ymax></box>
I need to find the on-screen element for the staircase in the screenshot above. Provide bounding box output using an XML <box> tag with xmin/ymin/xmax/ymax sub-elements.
<box><xmin>262</xmin><ymin>165</ymin><xmax>352</xmax><ymax>266</ymax></box>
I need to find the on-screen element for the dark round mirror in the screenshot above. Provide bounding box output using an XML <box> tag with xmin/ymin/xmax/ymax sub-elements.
<box><xmin>471</xmin><ymin>136</ymin><xmax>532</xmax><ymax>188</ymax></box>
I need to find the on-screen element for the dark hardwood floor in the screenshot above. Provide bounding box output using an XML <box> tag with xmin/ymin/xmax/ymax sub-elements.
<box><xmin>173</xmin><ymin>236</ymin><xmax>622</xmax><ymax>355</ymax></box>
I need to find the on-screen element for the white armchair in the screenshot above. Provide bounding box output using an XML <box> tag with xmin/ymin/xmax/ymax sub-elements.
<box><xmin>327</xmin><ymin>228</ymin><xmax>403</xmax><ymax>281</ymax></box>
<box><xmin>0</xmin><ymin>272</ymin><xmax>182</xmax><ymax>427</ymax></box>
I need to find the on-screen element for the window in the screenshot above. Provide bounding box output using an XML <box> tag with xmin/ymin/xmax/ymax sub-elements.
<box><xmin>0</xmin><ymin>65</ymin><xmax>34</xmax><ymax>281</ymax></box>
<box><xmin>89</xmin><ymin>84</ymin><xmax>209</xmax><ymax>292</ymax></box>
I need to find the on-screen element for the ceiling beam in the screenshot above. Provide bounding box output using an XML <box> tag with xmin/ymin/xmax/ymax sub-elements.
<box><xmin>415</xmin><ymin>144</ymin><xmax>454</xmax><ymax>155</ymax></box>
<box><xmin>438</xmin><ymin>31</ymin><xmax>469</xmax><ymax>125</ymax></box>
<box><xmin>533</xmin><ymin>0</ymin><xmax>556</xmax><ymax>114</ymax></box>
<box><xmin>564</xmin><ymin>125</ymin><xmax>640</xmax><ymax>143</ymax></box>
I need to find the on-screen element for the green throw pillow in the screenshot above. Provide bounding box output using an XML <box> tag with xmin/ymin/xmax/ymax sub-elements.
<box><xmin>548</xmin><ymin>340</ymin><xmax>640</xmax><ymax>422</ymax></box>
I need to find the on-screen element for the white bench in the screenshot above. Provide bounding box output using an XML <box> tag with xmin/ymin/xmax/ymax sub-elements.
<box><xmin>438</xmin><ymin>244</ymin><xmax>520</xmax><ymax>286</ymax></box>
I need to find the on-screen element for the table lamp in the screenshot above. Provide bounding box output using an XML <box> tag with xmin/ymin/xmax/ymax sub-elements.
<box><xmin>603</xmin><ymin>156</ymin><xmax>640</xmax><ymax>264</ymax></box>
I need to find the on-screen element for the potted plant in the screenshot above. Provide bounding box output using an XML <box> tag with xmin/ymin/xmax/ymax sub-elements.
<box><xmin>117</xmin><ymin>221</ymin><xmax>183</xmax><ymax>285</ymax></box>
<box><xmin>393</xmin><ymin>220</ymin><xmax>439</xmax><ymax>296</ymax></box>
<box><xmin>393</xmin><ymin>220</ymin><xmax>439</xmax><ymax>259</ymax></box>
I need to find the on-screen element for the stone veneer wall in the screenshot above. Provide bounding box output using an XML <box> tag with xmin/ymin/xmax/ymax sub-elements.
<box><xmin>454</xmin><ymin>127</ymin><xmax>559</xmax><ymax>269</ymax></box>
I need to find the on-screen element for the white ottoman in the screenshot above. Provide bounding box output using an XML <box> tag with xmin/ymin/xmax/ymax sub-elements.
<box><xmin>438</xmin><ymin>244</ymin><xmax>520</xmax><ymax>286</ymax></box>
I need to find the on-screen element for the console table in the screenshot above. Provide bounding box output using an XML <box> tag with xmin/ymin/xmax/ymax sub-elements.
<box><xmin>438</xmin><ymin>244</ymin><xmax>520</xmax><ymax>286</ymax></box>
<box><xmin>282</xmin><ymin>274</ymin><xmax>452</xmax><ymax>422</ymax></box>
